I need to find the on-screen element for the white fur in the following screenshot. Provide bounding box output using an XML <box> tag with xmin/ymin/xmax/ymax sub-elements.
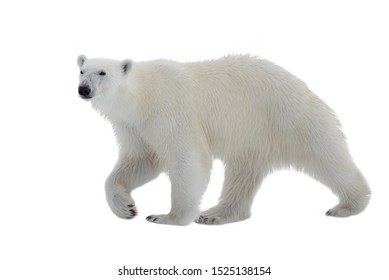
<box><xmin>77</xmin><ymin>54</ymin><xmax>371</xmax><ymax>226</ymax></box>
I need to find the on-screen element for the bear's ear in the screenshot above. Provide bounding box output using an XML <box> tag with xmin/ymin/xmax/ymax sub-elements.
<box><xmin>77</xmin><ymin>55</ymin><xmax>87</xmax><ymax>68</ymax></box>
<box><xmin>120</xmin><ymin>59</ymin><xmax>132</xmax><ymax>74</ymax></box>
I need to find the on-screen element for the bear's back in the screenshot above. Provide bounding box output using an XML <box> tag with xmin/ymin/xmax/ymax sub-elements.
<box><xmin>182</xmin><ymin>55</ymin><xmax>314</xmax><ymax>159</ymax></box>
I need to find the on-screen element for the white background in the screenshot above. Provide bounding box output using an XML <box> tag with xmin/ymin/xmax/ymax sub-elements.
<box><xmin>1</xmin><ymin>0</ymin><xmax>388</xmax><ymax>279</ymax></box>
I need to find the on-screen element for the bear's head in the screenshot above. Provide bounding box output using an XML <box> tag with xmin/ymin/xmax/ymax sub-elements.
<box><xmin>77</xmin><ymin>55</ymin><xmax>132</xmax><ymax>101</ymax></box>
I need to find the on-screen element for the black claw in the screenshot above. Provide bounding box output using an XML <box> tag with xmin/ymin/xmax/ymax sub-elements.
<box><xmin>128</xmin><ymin>204</ymin><xmax>134</xmax><ymax>208</ymax></box>
<box><xmin>146</xmin><ymin>215</ymin><xmax>152</xmax><ymax>220</ymax></box>
<box><xmin>153</xmin><ymin>217</ymin><xmax>158</xmax><ymax>222</ymax></box>
<box><xmin>326</xmin><ymin>210</ymin><xmax>332</xmax><ymax>216</ymax></box>
<box><xmin>130</xmin><ymin>209</ymin><xmax>137</xmax><ymax>216</ymax></box>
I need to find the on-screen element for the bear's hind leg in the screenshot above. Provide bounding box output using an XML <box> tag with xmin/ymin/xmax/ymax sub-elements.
<box><xmin>196</xmin><ymin>157</ymin><xmax>264</xmax><ymax>225</ymax></box>
<box><xmin>303</xmin><ymin>156</ymin><xmax>371</xmax><ymax>217</ymax></box>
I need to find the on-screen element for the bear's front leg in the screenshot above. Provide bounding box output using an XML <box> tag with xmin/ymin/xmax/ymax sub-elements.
<box><xmin>105</xmin><ymin>155</ymin><xmax>161</xmax><ymax>219</ymax></box>
<box><xmin>147</xmin><ymin>152</ymin><xmax>211</xmax><ymax>226</ymax></box>
<box><xmin>105</xmin><ymin>182</ymin><xmax>137</xmax><ymax>220</ymax></box>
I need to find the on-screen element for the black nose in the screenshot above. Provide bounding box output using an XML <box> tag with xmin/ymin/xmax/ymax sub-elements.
<box><xmin>78</xmin><ymin>85</ymin><xmax>91</xmax><ymax>97</ymax></box>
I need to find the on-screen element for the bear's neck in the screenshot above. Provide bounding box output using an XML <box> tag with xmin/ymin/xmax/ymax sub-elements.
<box><xmin>91</xmin><ymin>86</ymin><xmax>138</xmax><ymax>126</ymax></box>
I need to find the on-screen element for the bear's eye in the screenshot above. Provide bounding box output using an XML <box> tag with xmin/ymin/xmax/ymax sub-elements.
<box><xmin>99</xmin><ymin>71</ymin><xmax>106</xmax><ymax>76</ymax></box>
<box><xmin>80</xmin><ymin>71</ymin><xmax>84</xmax><ymax>75</ymax></box>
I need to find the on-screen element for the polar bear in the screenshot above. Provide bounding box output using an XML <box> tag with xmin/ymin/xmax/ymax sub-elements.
<box><xmin>77</xmin><ymin>54</ymin><xmax>370</xmax><ymax>226</ymax></box>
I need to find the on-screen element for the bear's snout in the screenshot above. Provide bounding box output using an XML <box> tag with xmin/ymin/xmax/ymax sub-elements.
<box><xmin>78</xmin><ymin>85</ymin><xmax>92</xmax><ymax>99</ymax></box>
